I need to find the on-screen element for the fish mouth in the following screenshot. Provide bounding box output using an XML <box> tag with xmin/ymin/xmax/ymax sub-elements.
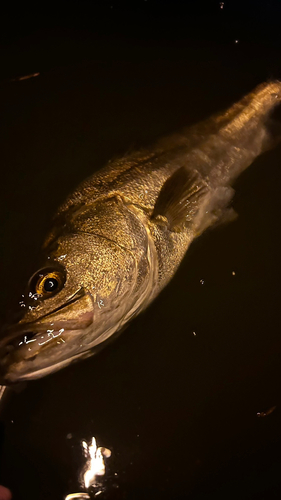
<box><xmin>0</xmin><ymin>291</ymin><xmax>94</xmax><ymax>384</ymax></box>
<box><xmin>0</xmin><ymin>314</ymin><xmax>93</xmax><ymax>353</ymax></box>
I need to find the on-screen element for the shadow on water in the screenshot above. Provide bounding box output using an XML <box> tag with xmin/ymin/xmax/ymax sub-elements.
<box><xmin>0</xmin><ymin>2</ymin><xmax>281</xmax><ymax>499</ymax></box>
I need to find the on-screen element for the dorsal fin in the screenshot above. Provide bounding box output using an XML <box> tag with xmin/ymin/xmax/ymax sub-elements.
<box><xmin>152</xmin><ymin>166</ymin><xmax>208</xmax><ymax>231</ymax></box>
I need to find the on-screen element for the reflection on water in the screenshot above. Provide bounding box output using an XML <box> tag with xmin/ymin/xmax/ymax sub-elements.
<box><xmin>65</xmin><ymin>494</ymin><xmax>89</xmax><ymax>500</ymax></box>
<box><xmin>65</xmin><ymin>436</ymin><xmax>111</xmax><ymax>500</ymax></box>
<box><xmin>82</xmin><ymin>437</ymin><xmax>111</xmax><ymax>489</ymax></box>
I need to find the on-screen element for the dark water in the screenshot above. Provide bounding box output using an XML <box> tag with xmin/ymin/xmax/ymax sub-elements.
<box><xmin>0</xmin><ymin>2</ymin><xmax>281</xmax><ymax>499</ymax></box>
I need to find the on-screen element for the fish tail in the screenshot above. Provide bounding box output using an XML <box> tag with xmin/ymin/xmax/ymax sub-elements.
<box><xmin>220</xmin><ymin>80</ymin><xmax>281</xmax><ymax>143</ymax></box>
<box><xmin>204</xmin><ymin>80</ymin><xmax>281</xmax><ymax>187</ymax></box>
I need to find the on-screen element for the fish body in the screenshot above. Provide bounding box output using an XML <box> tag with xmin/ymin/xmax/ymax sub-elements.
<box><xmin>1</xmin><ymin>81</ymin><xmax>281</xmax><ymax>383</ymax></box>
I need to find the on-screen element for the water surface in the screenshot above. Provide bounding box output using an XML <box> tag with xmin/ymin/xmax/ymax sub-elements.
<box><xmin>0</xmin><ymin>3</ymin><xmax>281</xmax><ymax>499</ymax></box>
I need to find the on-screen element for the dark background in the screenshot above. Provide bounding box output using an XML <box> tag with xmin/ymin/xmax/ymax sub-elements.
<box><xmin>0</xmin><ymin>1</ymin><xmax>281</xmax><ymax>499</ymax></box>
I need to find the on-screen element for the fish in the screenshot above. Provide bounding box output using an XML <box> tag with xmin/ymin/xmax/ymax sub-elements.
<box><xmin>0</xmin><ymin>80</ymin><xmax>281</xmax><ymax>384</ymax></box>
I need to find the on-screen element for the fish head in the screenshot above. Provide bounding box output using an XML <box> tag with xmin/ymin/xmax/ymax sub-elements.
<box><xmin>0</xmin><ymin>230</ymin><xmax>141</xmax><ymax>384</ymax></box>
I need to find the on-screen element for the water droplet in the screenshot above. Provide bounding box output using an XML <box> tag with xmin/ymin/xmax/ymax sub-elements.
<box><xmin>58</xmin><ymin>254</ymin><xmax>67</xmax><ymax>261</ymax></box>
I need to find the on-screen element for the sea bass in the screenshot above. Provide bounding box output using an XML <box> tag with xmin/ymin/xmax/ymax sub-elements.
<box><xmin>1</xmin><ymin>81</ymin><xmax>281</xmax><ymax>383</ymax></box>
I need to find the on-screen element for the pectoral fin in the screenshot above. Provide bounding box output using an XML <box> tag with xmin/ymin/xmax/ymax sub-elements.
<box><xmin>152</xmin><ymin>166</ymin><xmax>208</xmax><ymax>230</ymax></box>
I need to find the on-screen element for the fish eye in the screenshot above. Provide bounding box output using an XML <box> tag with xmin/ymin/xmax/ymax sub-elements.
<box><xmin>43</xmin><ymin>277</ymin><xmax>58</xmax><ymax>292</ymax></box>
<box><xmin>32</xmin><ymin>269</ymin><xmax>65</xmax><ymax>298</ymax></box>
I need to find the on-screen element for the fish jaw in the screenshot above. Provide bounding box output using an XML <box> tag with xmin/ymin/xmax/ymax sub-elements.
<box><xmin>0</xmin><ymin>313</ymin><xmax>95</xmax><ymax>384</ymax></box>
<box><xmin>5</xmin><ymin>317</ymin><xmax>125</xmax><ymax>383</ymax></box>
<box><xmin>0</xmin><ymin>289</ymin><xmax>97</xmax><ymax>383</ymax></box>
<box><xmin>0</xmin><ymin>285</ymin><xmax>148</xmax><ymax>384</ymax></box>
<box><xmin>0</xmin><ymin>303</ymin><xmax>129</xmax><ymax>384</ymax></box>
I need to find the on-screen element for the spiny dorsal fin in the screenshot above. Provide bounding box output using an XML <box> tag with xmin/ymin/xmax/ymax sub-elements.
<box><xmin>152</xmin><ymin>166</ymin><xmax>208</xmax><ymax>231</ymax></box>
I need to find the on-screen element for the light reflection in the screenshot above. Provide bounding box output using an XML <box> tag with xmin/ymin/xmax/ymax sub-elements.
<box><xmin>65</xmin><ymin>494</ymin><xmax>90</xmax><ymax>500</ymax></box>
<box><xmin>19</xmin><ymin>335</ymin><xmax>36</xmax><ymax>346</ymax></box>
<box><xmin>10</xmin><ymin>72</ymin><xmax>40</xmax><ymax>82</ymax></box>
<box><xmin>38</xmin><ymin>329</ymin><xmax>65</xmax><ymax>346</ymax></box>
<box><xmin>18</xmin><ymin>329</ymin><xmax>67</xmax><ymax>348</ymax></box>
<box><xmin>82</xmin><ymin>437</ymin><xmax>111</xmax><ymax>489</ymax></box>
<box><xmin>0</xmin><ymin>385</ymin><xmax>6</xmax><ymax>402</ymax></box>
<box><xmin>257</xmin><ymin>405</ymin><xmax>276</xmax><ymax>417</ymax></box>
<box><xmin>57</xmin><ymin>254</ymin><xmax>67</xmax><ymax>261</ymax></box>
<box><xmin>65</xmin><ymin>436</ymin><xmax>111</xmax><ymax>500</ymax></box>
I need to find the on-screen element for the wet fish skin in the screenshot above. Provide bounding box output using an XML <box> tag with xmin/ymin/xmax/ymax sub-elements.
<box><xmin>1</xmin><ymin>81</ymin><xmax>281</xmax><ymax>383</ymax></box>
